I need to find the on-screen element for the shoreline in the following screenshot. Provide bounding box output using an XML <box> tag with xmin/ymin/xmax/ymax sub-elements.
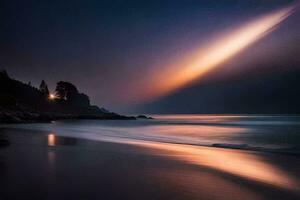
<box><xmin>2</xmin><ymin>125</ymin><xmax>299</xmax><ymax>156</ymax></box>
<box><xmin>1</xmin><ymin>127</ymin><xmax>300</xmax><ymax>199</ymax></box>
<box><xmin>0</xmin><ymin>109</ymin><xmax>137</xmax><ymax>124</ymax></box>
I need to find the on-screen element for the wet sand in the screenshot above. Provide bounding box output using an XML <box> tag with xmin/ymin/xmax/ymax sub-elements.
<box><xmin>1</xmin><ymin>128</ymin><xmax>300</xmax><ymax>200</ymax></box>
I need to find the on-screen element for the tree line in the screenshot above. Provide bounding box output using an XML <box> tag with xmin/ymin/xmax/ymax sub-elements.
<box><xmin>0</xmin><ymin>70</ymin><xmax>91</xmax><ymax>109</ymax></box>
<box><xmin>39</xmin><ymin>79</ymin><xmax>90</xmax><ymax>107</ymax></box>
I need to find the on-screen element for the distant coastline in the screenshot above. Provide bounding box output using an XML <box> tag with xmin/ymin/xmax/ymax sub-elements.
<box><xmin>0</xmin><ymin>108</ymin><xmax>136</xmax><ymax>124</ymax></box>
<box><xmin>0</xmin><ymin>70</ymin><xmax>139</xmax><ymax>123</ymax></box>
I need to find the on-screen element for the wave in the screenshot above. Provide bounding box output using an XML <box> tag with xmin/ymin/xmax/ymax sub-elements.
<box><xmin>2</xmin><ymin>114</ymin><xmax>300</xmax><ymax>155</ymax></box>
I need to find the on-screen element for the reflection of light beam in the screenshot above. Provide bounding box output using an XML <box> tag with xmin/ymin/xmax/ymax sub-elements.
<box><xmin>144</xmin><ymin>4</ymin><xmax>297</xmax><ymax>101</ymax></box>
<box><xmin>48</xmin><ymin>134</ymin><xmax>55</xmax><ymax>146</ymax></box>
<box><xmin>135</xmin><ymin>142</ymin><xmax>300</xmax><ymax>191</ymax></box>
<box><xmin>88</xmin><ymin>134</ymin><xmax>300</xmax><ymax>191</ymax></box>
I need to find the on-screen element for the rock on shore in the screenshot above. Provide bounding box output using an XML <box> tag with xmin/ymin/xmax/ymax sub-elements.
<box><xmin>0</xmin><ymin>108</ymin><xmax>135</xmax><ymax>124</ymax></box>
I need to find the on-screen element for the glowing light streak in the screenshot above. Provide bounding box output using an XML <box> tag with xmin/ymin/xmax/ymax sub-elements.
<box><xmin>143</xmin><ymin>4</ymin><xmax>297</xmax><ymax>101</ymax></box>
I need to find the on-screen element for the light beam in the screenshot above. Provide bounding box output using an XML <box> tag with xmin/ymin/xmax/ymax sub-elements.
<box><xmin>142</xmin><ymin>4</ymin><xmax>297</xmax><ymax>102</ymax></box>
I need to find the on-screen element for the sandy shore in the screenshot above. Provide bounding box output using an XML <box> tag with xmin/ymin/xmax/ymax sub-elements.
<box><xmin>1</xmin><ymin>128</ymin><xmax>300</xmax><ymax>200</ymax></box>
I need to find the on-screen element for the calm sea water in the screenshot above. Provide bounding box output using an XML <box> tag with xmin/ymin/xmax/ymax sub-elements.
<box><xmin>3</xmin><ymin>114</ymin><xmax>300</xmax><ymax>153</ymax></box>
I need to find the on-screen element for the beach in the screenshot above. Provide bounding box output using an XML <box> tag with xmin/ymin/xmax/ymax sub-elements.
<box><xmin>1</xmin><ymin>125</ymin><xmax>300</xmax><ymax>200</ymax></box>
<box><xmin>2</xmin><ymin>1</ymin><xmax>299</xmax><ymax>199</ymax></box>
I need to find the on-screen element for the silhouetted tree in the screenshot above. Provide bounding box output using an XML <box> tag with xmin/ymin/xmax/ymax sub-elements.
<box><xmin>0</xmin><ymin>70</ymin><xmax>49</xmax><ymax>110</ymax></box>
<box><xmin>55</xmin><ymin>81</ymin><xmax>78</xmax><ymax>102</ymax></box>
<box><xmin>39</xmin><ymin>80</ymin><xmax>49</xmax><ymax>96</ymax></box>
<box><xmin>0</xmin><ymin>71</ymin><xmax>103</xmax><ymax>115</ymax></box>
<box><xmin>55</xmin><ymin>81</ymin><xmax>91</xmax><ymax>107</ymax></box>
<box><xmin>72</xmin><ymin>93</ymin><xmax>90</xmax><ymax>107</ymax></box>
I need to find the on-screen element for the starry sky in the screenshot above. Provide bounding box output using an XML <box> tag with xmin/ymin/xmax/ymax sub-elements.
<box><xmin>1</xmin><ymin>0</ymin><xmax>299</xmax><ymax>113</ymax></box>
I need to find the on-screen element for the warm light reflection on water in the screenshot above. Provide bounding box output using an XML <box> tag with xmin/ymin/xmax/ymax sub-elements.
<box><xmin>48</xmin><ymin>134</ymin><xmax>56</xmax><ymax>146</ymax></box>
<box><xmin>128</xmin><ymin>141</ymin><xmax>299</xmax><ymax>192</ymax></box>
<box><xmin>144</xmin><ymin>125</ymin><xmax>247</xmax><ymax>138</ymax></box>
<box><xmin>47</xmin><ymin>134</ymin><xmax>77</xmax><ymax>147</ymax></box>
<box><xmin>14</xmin><ymin>115</ymin><xmax>300</xmax><ymax>194</ymax></box>
<box><xmin>95</xmin><ymin>124</ymin><xmax>249</xmax><ymax>147</ymax></box>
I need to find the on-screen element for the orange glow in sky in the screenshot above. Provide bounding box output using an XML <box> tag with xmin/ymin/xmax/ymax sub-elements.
<box><xmin>138</xmin><ymin>4</ymin><xmax>296</xmax><ymax>102</ymax></box>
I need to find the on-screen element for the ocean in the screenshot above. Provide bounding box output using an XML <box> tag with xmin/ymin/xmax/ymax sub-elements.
<box><xmin>3</xmin><ymin>114</ymin><xmax>300</xmax><ymax>154</ymax></box>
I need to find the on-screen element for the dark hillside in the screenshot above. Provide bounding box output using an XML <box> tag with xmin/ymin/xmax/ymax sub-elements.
<box><xmin>0</xmin><ymin>70</ymin><xmax>133</xmax><ymax>123</ymax></box>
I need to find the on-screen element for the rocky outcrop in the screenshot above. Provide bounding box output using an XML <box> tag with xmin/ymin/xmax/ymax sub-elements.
<box><xmin>0</xmin><ymin>107</ymin><xmax>135</xmax><ymax>124</ymax></box>
<box><xmin>136</xmin><ymin>115</ymin><xmax>154</xmax><ymax>119</ymax></box>
<box><xmin>0</xmin><ymin>70</ymin><xmax>137</xmax><ymax>123</ymax></box>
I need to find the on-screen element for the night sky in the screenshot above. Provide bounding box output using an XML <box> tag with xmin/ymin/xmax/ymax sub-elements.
<box><xmin>1</xmin><ymin>0</ymin><xmax>299</xmax><ymax>113</ymax></box>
